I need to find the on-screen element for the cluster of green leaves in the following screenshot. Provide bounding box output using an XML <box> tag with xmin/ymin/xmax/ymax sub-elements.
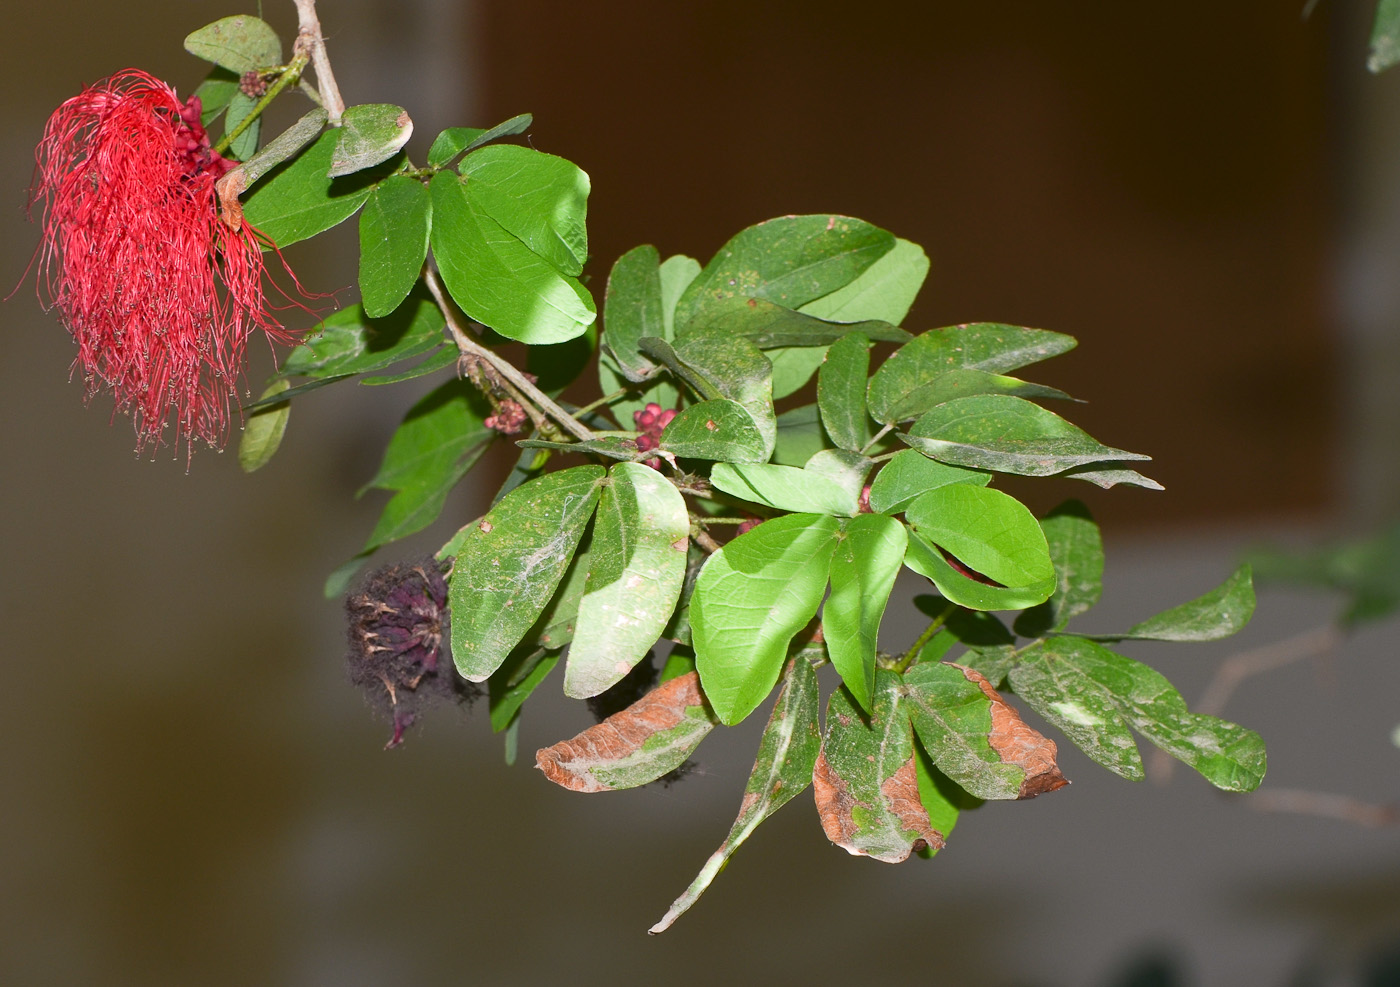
<box><xmin>184</xmin><ymin>12</ymin><xmax>1268</xmax><ymax>934</ymax></box>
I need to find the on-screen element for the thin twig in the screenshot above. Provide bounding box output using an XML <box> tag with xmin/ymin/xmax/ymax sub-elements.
<box><xmin>1244</xmin><ymin>788</ymin><xmax>1399</xmax><ymax>828</ymax></box>
<box><xmin>690</xmin><ymin>526</ymin><xmax>723</xmax><ymax>554</ymax></box>
<box><xmin>423</xmin><ymin>269</ymin><xmax>595</xmax><ymax>442</ymax></box>
<box><xmin>292</xmin><ymin>0</ymin><xmax>344</xmax><ymax>125</ymax></box>
<box><xmin>1149</xmin><ymin>623</ymin><xmax>1343</xmax><ymax>784</ymax></box>
<box><xmin>860</xmin><ymin>423</ymin><xmax>894</xmax><ymax>456</ymax></box>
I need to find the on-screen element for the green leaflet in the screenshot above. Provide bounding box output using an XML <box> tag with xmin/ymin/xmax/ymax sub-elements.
<box><xmin>193</xmin><ymin>67</ymin><xmax>240</xmax><ymax>124</ymax></box>
<box><xmin>241</xmin><ymin>130</ymin><xmax>387</xmax><ymax>248</ymax></box>
<box><xmin>238</xmin><ymin>379</ymin><xmax>290</xmax><ymax>473</ymax></box>
<box><xmin>360</xmin><ymin>380</ymin><xmax>494</xmax><ymax>551</ymax></box>
<box><xmin>1107</xmin><ymin>564</ymin><xmax>1255</xmax><ymax>642</ymax></box>
<box><xmin>184</xmin><ymin>15</ymin><xmax>281</xmax><ymax>73</ymax></box>
<box><xmin>867</xmin><ymin>449</ymin><xmax>990</xmax><ymax>515</ymax></box>
<box><xmin>358</xmin><ymin>175</ymin><xmax>432</xmax><ymax>318</ymax></box>
<box><xmin>601</xmin><ymin>245</ymin><xmax>666</xmax><ymax>381</ymax></box>
<box><xmin>691</xmin><ymin>514</ymin><xmax>841</xmax><ymax>725</ymax></box>
<box><xmin>429</xmin><ymin>171</ymin><xmax>595</xmax><ymax>344</ymax></box>
<box><xmin>874</xmin><ymin>368</ymin><xmax>1072</xmax><ymax>425</ymax></box>
<box><xmin>279</xmin><ymin>292</ymin><xmax>446</xmax><ymax>383</ymax></box>
<box><xmin>903</xmin><ymin>394</ymin><xmax>1150</xmax><ymax>477</ymax></box>
<box><xmin>772</xmin><ymin>404</ymin><xmax>830</xmax><ymax>466</ymax></box>
<box><xmin>818</xmin><ymin>332</ymin><xmax>874</xmax><ymax>452</ymax></box>
<box><xmin>798</xmin><ymin>236</ymin><xmax>929</xmax><ymax>326</ymax></box>
<box><xmin>824</xmin><ymin>514</ymin><xmax>906</xmax><ymax>712</ymax></box>
<box><xmin>659</xmin><ymin>399</ymin><xmax>769</xmax><ymax>464</ymax></box>
<box><xmin>709</xmin><ymin>462</ymin><xmax>857</xmax><ymax>516</ymax></box>
<box><xmin>1372</xmin><ymin>0</ymin><xmax>1400</xmax><ymax>72</ymax></box>
<box><xmin>1010</xmin><ymin>636</ymin><xmax>1267</xmax><ymax>791</ymax></box>
<box><xmin>767</xmin><ymin>346</ymin><xmax>828</xmax><ymax>400</ymax></box>
<box><xmin>224</xmin><ymin>92</ymin><xmax>260</xmax><ymax>161</ymax></box>
<box><xmin>650</xmin><ymin>657</ymin><xmax>821</xmax><ymax>934</ymax></box>
<box><xmin>675</xmin><ymin>215</ymin><xmax>895</xmax><ymax>330</ymax></box>
<box><xmin>330</xmin><ymin>104</ymin><xmax>413</xmax><ymax>178</ymax></box>
<box><xmin>426</xmin><ymin>113</ymin><xmax>532</xmax><ymax>167</ymax></box>
<box><xmin>565</xmin><ymin>464</ymin><xmax>690</xmax><ymax>698</ymax></box>
<box><xmin>1014</xmin><ymin>500</ymin><xmax>1104</xmax><ymax>637</ymax></box>
<box><xmin>488</xmin><ymin>647</ymin><xmax>560</xmax><ymax>733</ymax></box>
<box><xmin>461</xmin><ymin>144</ymin><xmax>590</xmax><ymax>275</ymax></box>
<box><xmin>678</xmin><ymin>295</ymin><xmax>906</xmax><ymax>348</ymax></box>
<box><xmin>903</xmin><ymin>484</ymin><xmax>1055</xmax><ymax>606</ymax></box>
<box><xmin>449</xmin><ymin>465</ymin><xmax>605</xmax><ymax>680</ymax></box>
<box><xmin>867</xmin><ymin>323</ymin><xmax>1077</xmax><ymax>424</ymax></box>
<box><xmin>641</xmin><ymin>333</ymin><xmax>776</xmax><ymax>459</ymax></box>
<box><xmin>813</xmin><ymin>671</ymin><xmax>944</xmax><ymax>862</ymax></box>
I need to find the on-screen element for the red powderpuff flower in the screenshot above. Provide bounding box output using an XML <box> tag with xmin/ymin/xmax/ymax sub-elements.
<box><xmin>28</xmin><ymin>68</ymin><xmax>303</xmax><ymax>454</ymax></box>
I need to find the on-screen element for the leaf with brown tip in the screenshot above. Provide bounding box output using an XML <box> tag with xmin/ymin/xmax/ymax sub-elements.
<box><xmin>812</xmin><ymin>671</ymin><xmax>944</xmax><ymax>862</ymax></box>
<box><xmin>955</xmin><ymin>664</ymin><xmax>1069</xmax><ymax>798</ymax></box>
<box><xmin>535</xmin><ymin>671</ymin><xmax>715</xmax><ymax>792</ymax></box>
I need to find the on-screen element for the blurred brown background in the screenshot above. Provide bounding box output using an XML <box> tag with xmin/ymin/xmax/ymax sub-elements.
<box><xmin>3</xmin><ymin>2</ymin><xmax>1397</xmax><ymax>985</ymax></box>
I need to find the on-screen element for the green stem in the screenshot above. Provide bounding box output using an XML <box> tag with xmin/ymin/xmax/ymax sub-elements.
<box><xmin>212</xmin><ymin>55</ymin><xmax>308</xmax><ymax>156</ymax></box>
<box><xmin>893</xmin><ymin>603</ymin><xmax>954</xmax><ymax>672</ymax></box>
<box><xmin>573</xmin><ymin>388</ymin><xmax>630</xmax><ymax>419</ymax></box>
<box><xmin>860</xmin><ymin>423</ymin><xmax>895</xmax><ymax>456</ymax></box>
<box><xmin>423</xmin><ymin>268</ymin><xmax>596</xmax><ymax>443</ymax></box>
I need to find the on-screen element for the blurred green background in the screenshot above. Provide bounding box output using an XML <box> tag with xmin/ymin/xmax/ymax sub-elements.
<box><xmin>3</xmin><ymin>2</ymin><xmax>1397</xmax><ymax>984</ymax></box>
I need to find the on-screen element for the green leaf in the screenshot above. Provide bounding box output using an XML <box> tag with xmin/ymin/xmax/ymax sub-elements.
<box><xmin>824</xmin><ymin>514</ymin><xmax>906</xmax><ymax>711</ymax></box>
<box><xmin>772</xmin><ymin>404</ymin><xmax>830</xmax><ymax>466</ymax></box>
<box><xmin>565</xmin><ymin>464</ymin><xmax>690</xmax><ymax>698</ymax></box>
<box><xmin>531</xmin><ymin>538</ymin><xmax>596</xmax><ymax>651</ymax></box>
<box><xmin>358</xmin><ymin>175</ymin><xmax>431</xmax><ymax>318</ymax></box>
<box><xmin>659</xmin><ymin>254</ymin><xmax>701</xmax><ymax>337</ymax></box>
<box><xmin>642</xmin><ymin>333</ymin><xmax>775</xmax><ymax>458</ymax></box>
<box><xmin>362</xmin><ymin>380</ymin><xmax>494</xmax><ymax>550</ymax></box>
<box><xmin>184</xmin><ymin>15</ymin><xmax>281</xmax><ymax>73</ymax></box>
<box><xmin>1061</xmin><ymin>465</ymin><xmax>1165</xmax><ymax>491</ymax></box>
<box><xmin>903</xmin><ymin>395</ymin><xmax>1150</xmax><ymax>476</ymax></box>
<box><xmin>767</xmin><ymin>346</ymin><xmax>828</xmax><ymax>400</ymax></box>
<box><xmin>488</xmin><ymin>647</ymin><xmax>560</xmax><ymax>732</ymax></box>
<box><xmin>691</xmin><ymin>514</ymin><xmax>841</xmax><ymax>724</ymax></box>
<box><xmin>329</xmin><ymin>104</ymin><xmax>414</xmax><ymax>178</ymax></box>
<box><xmin>429</xmin><ymin>171</ymin><xmax>595</xmax><ymax>343</ymax></box>
<box><xmin>193</xmin><ymin>68</ymin><xmax>240</xmax><ymax>124</ymax></box>
<box><xmin>868</xmin><ymin>324</ymin><xmax>1077</xmax><ymax>424</ymax></box>
<box><xmin>536</xmin><ymin>672</ymin><xmax>715</xmax><ymax>791</ymax></box>
<box><xmin>427</xmin><ymin>114</ymin><xmax>532</xmax><ymax>167</ymax></box>
<box><xmin>462</xmin><ymin>144</ymin><xmax>589</xmax><ymax>275</ymax></box>
<box><xmin>597</xmin><ymin>355</ymin><xmax>679</xmax><ymax>433</ymax></box>
<box><xmin>880</xmin><ymin>368</ymin><xmax>1073</xmax><ymax>425</ymax></box>
<box><xmin>803</xmin><ymin>449</ymin><xmax>873</xmax><ymax>508</ymax></box>
<box><xmin>867</xmin><ymin>449</ymin><xmax>989</xmax><ymax>515</ymax></box>
<box><xmin>818</xmin><ymin>332</ymin><xmax>874</xmax><ymax>452</ymax></box>
<box><xmin>449</xmin><ymin>466</ymin><xmax>604</xmax><ymax>680</ymax></box>
<box><xmin>1014</xmin><ymin>500</ymin><xmax>1104</xmax><ymax>637</ymax></box>
<box><xmin>709</xmin><ymin>462</ymin><xmax>857</xmax><ymax>516</ymax></box>
<box><xmin>650</xmin><ymin>657</ymin><xmax>821</xmax><ymax>934</ymax></box>
<box><xmin>1010</xmin><ymin>637</ymin><xmax>1267</xmax><ymax>791</ymax></box>
<box><xmin>1372</xmin><ymin>0</ymin><xmax>1400</xmax><ymax>72</ymax></box>
<box><xmin>360</xmin><ymin>346</ymin><xmax>455</xmax><ymax>385</ymax></box>
<box><xmin>904</xmin><ymin>662</ymin><xmax>1067</xmax><ymax>800</ymax></box>
<box><xmin>904</xmin><ymin>484</ymin><xmax>1055</xmax><ymax>597</ymax></box>
<box><xmin>1107</xmin><ymin>564</ymin><xmax>1255</xmax><ymax>642</ymax></box>
<box><xmin>224</xmin><ymin>92</ymin><xmax>261</xmax><ymax>161</ymax></box>
<box><xmin>601</xmin><ymin>244</ymin><xmax>666</xmax><ymax>380</ymax></box>
<box><xmin>241</xmin><ymin>130</ymin><xmax>383</xmax><ymax>248</ymax></box>
<box><xmin>659</xmin><ymin>399</ymin><xmax>768</xmax><ymax>463</ymax></box>
<box><xmin>282</xmin><ymin>291</ymin><xmax>446</xmax><ymax>379</ymax></box>
<box><xmin>813</xmin><ymin>671</ymin><xmax>945</xmax><ymax>862</ymax></box>
<box><xmin>516</xmin><ymin>435</ymin><xmax>650</xmax><ymax>463</ymax></box>
<box><xmin>238</xmin><ymin>379</ymin><xmax>290</xmax><ymax>472</ymax></box>
<box><xmin>679</xmin><ymin>296</ymin><xmax>907</xmax><ymax>348</ymax></box>
<box><xmin>798</xmin><ymin>237</ymin><xmax>929</xmax><ymax>325</ymax></box>
<box><xmin>675</xmin><ymin>215</ymin><xmax>895</xmax><ymax>330</ymax></box>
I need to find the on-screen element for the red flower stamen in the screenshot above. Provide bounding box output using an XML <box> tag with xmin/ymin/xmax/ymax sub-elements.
<box><xmin>27</xmin><ymin>68</ymin><xmax>307</xmax><ymax>454</ymax></box>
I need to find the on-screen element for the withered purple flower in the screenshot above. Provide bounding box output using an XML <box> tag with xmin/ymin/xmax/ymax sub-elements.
<box><xmin>345</xmin><ymin>559</ymin><xmax>478</xmax><ymax>748</ymax></box>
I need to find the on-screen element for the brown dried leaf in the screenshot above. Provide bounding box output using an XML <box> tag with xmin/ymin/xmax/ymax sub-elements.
<box><xmin>955</xmin><ymin>664</ymin><xmax>1068</xmax><ymax>798</ymax></box>
<box><xmin>535</xmin><ymin>671</ymin><xmax>714</xmax><ymax>792</ymax></box>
